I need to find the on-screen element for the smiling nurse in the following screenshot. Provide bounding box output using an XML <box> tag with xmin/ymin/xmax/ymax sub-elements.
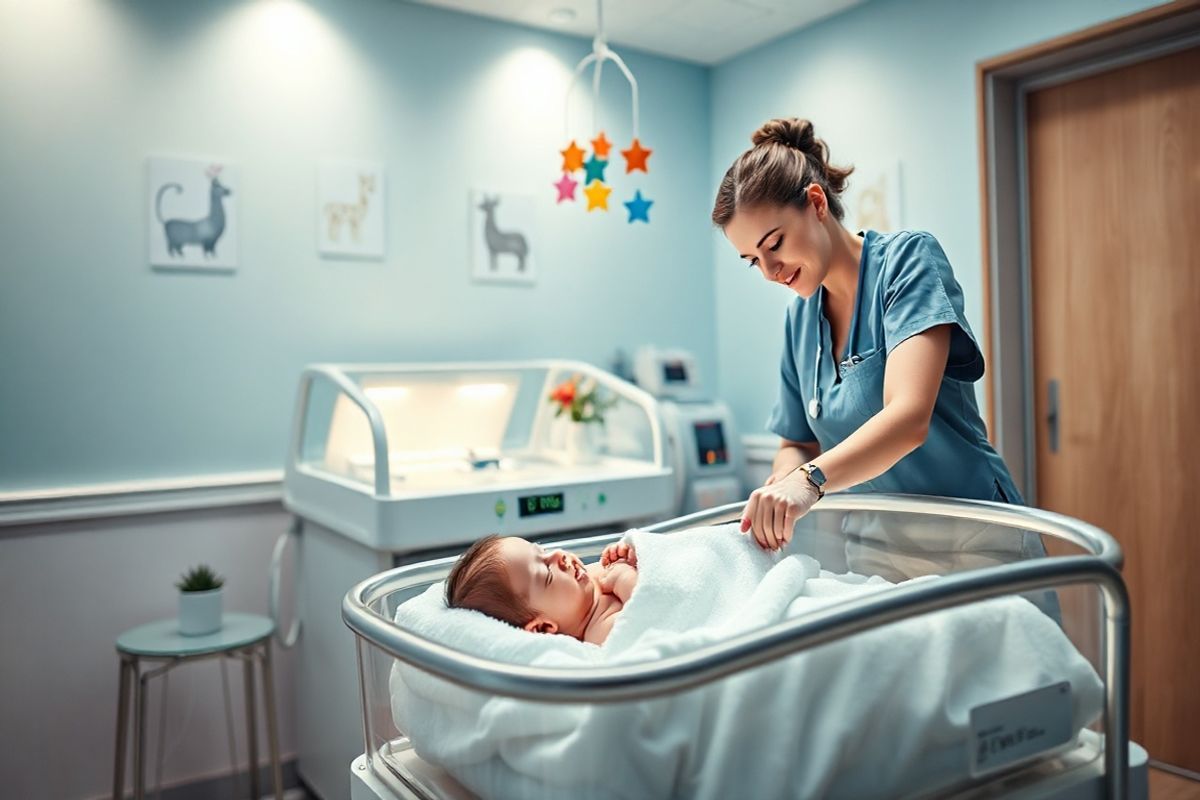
<box><xmin>715</xmin><ymin>118</ymin><xmax>1025</xmax><ymax>551</ymax></box>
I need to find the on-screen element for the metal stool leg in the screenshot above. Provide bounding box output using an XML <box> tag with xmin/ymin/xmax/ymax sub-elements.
<box><xmin>261</xmin><ymin>640</ymin><xmax>284</xmax><ymax>799</ymax></box>
<box><xmin>113</xmin><ymin>656</ymin><xmax>132</xmax><ymax>800</ymax></box>
<box><xmin>244</xmin><ymin>652</ymin><xmax>259</xmax><ymax>800</ymax></box>
<box><xmin>134</xmin><ymin>665</ymin><xmax>147</xmax><ymax>800</ymax></box>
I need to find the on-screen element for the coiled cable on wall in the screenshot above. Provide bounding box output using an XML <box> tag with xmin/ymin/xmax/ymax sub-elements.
<box><xmin>269</xmin><ymin>517</ymin><xmax>301</xmax><ymax>649</ymax></box>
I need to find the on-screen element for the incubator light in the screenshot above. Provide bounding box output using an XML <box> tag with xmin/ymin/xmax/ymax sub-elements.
<box><xmin>364</xmin><ymin>385</ymin><xmax>409</xmax><ymax>400</ymax></box>
<box><xmin>455</xmin><ymin>383</ymin><xmax>509</xmax><ymax>400</ymax></box>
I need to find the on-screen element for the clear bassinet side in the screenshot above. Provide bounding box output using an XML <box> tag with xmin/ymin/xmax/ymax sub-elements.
<box><xmin>347</xmin><ymin>498</ymin><xmax>1128</xmax><ymax>800</ymax></box>
<box><xmin>354</xmin><ymin>561</ymin><xmax>471</xmax><ymax>800</ymax></box>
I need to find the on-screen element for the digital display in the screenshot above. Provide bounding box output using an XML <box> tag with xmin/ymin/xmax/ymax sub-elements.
<box><xmin>693</xmin><ymin>421</ymin><xmax>728</xmax><ymax>467</ymax></box>
<box><xmin>518</xmin><ymin>492</ymin><xmax>565</xmax><ymax>517</ymax></box>
<box><xmin>662</xmin><ymin>361</ymin><xmax>688</xmax><ymax>383</ymax></box>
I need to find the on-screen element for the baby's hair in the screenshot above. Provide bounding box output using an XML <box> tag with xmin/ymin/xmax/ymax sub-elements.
<box><xmin>712</xmin><ymin>117</ymin><xmax>854</xmax><ymax>227</ymax></box>
<box><xmin>445</xmin><ymin>534</ymin><xmax>537</xmax><ymax>628</ymax></box>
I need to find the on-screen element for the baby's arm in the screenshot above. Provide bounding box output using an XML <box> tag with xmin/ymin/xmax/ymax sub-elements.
<box><xmin>599</xmin><ymin>562</ymin><xmax>638</xmax><ymax>604</ymax></box>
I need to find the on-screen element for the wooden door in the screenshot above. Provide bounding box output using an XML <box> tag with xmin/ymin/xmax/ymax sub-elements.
<box><xmin>1027</xmin><ymin>44</ymin><xmax>1200</xmax><ymax>771</ymax></box>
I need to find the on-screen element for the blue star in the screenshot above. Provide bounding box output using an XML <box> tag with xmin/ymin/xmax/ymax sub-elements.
<box><xmin>624</xmin><ymin>190</ymin><xmax>653</xmax><ymax>223</ymax></box>
<box><xmin>584</xmin><ymin>154</ymin><xmax>608</xmax><ymax>184</ymax></box>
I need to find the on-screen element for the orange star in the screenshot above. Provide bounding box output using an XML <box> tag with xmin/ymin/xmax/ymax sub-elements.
<box><xmin>621</xmin><ymin>138</ymin><xmax>652</xmax><ymax>173</ymax></box>
<box><xmin>584</xmin><ymin>180</ymin><xmax>612</xmax><ymax>212</ymax></box>
<box><xmin>591</xmin><ymin>131</ymin><xmax>613</xmax><ymax>159</ymax></box>
<box><xmin>560</xmin><ymin>140</ymin><xmax>585</xmax><ymax>172</ymax></box>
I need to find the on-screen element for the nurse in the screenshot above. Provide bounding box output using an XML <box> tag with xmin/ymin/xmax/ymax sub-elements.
<box><xmin>714</xmin><ymin>118</ymin><xmax>1024</xmax><ymax>551</ymax></box>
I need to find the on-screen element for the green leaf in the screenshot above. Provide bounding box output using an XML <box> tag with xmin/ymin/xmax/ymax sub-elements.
<box><xmin>176</xmin><ymin>564</ymin><xmax>225</xmax><ymax>592</ymax></box>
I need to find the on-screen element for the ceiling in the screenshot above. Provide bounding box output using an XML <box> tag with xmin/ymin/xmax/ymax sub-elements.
<box><xmin>404</xmin><ymin>0</ymin><xmax>867</xmax><ymax>65</ymax></box>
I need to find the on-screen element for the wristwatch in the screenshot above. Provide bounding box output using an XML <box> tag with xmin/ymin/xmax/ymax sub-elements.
<box><xmin>798</xmin><ymin>463</ymin><xmax>827</xmax><ymax>498</ymax></box>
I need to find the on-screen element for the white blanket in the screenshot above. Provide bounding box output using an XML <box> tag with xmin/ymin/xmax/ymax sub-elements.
<box><xmin>390</xmin><ymin>524</ymin><xmax>1103</xmax><ymax>799</ymax></box>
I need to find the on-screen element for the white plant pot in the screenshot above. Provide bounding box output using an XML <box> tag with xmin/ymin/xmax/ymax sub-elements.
<box><xmin>178</xmin><ymin>588</ymin><xmax>223</xmax><ymax>636</ymax></box>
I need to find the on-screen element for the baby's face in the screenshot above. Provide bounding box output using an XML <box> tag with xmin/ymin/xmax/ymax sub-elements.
<box><xmin>496</xmin><ymin>537</ymin><xmax>594</xmax><ymax>635</ymax></box>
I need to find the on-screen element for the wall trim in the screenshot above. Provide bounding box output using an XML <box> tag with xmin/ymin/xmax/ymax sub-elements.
<box><xmin>0</xmin><ymin>470</ymin><xmax>283</xmax><ymax>528</ymax></box>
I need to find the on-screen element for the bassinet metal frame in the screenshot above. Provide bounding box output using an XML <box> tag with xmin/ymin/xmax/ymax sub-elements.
<box><xmin>343</xmin><ymin>494</ymin><xmax>1130</xmax><ymax>799</ymax></box>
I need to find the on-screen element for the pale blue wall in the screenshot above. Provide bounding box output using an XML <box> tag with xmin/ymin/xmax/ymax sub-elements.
<box><xmin>2</xmin><ymin>0</ymin><xmax>1169</xmax><ymax>490</ymax></box>
<box><xmin>708</xmin><ymin>0</ymin><xmax>1160</xmax><ymax>438</ymax></box>
<box><xmin>0</xmin><ymin>0</ymin><xmax>713</xmax><ymax>490</ymax></box>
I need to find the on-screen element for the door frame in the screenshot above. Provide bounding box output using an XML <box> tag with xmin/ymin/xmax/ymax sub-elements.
<box><xmin>976</xmin><ymin>0</ymin><xmax>1200</xmax><ymax>504</ymax></box>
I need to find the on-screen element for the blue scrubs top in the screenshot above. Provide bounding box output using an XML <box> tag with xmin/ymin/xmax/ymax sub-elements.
<box><xmin>766</xmin><ymin>230</ymin><xmax>1023</xmax><ymax>505</ymax></box>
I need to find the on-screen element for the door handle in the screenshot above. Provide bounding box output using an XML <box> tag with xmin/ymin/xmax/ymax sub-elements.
<box><xmin>1047</xmin><ymin>379</ymin><xmax>1060</xmax><ymax>454</ymax></box>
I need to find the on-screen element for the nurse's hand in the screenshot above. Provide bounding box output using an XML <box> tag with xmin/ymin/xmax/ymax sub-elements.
<box><xmin>740</xmin><ymin>473</ymin><xmax>820</xmax><ymax>551</ymax></box>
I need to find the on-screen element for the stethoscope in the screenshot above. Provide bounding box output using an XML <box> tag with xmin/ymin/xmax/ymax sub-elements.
<box><xmin>808</xmin><ymin>339</ymin><xmax>823</xmax><ymax>420</ymax></box>
<box><xmin>809</xmin><ymin>285</ymin><xmax>866</xmax><ymax>421</ymax></box>
<box><xmin>807</xmin><ymin>237</ymin><xmax>871</xmax><ymax>421</ymax></box>
<box><xmin>809</xmin><ymin>340</ymin><xmax>865</xmax><ymax>420</ymax></box>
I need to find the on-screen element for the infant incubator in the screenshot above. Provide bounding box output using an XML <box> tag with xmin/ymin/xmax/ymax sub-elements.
<box><xmin>282</xmin><ymin>360</ymin><xmax>677</xmax><ymax>799</ymax></box>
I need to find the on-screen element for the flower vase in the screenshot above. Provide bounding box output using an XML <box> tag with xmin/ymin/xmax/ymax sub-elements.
<box><xmin>563</xmin><ymin>423</ymin><xmax>600</xmax><ymax>466</ymax></box>
<box><xmin>178</xmin><ymin>588</ymin><xmax>223</xmax><ymax>636</ymax></box>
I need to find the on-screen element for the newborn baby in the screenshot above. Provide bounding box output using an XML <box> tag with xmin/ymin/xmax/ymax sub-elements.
<box><xmin>445</xmin><ymin>535</ymin><xmax>638</xmax><ymax>644</ymax></box>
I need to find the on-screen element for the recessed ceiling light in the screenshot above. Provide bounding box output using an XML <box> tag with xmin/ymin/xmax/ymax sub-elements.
<box><xmin>548</xmin><ymin>7</ymin><xmax>576</xmax><ymax>24</ymax></box>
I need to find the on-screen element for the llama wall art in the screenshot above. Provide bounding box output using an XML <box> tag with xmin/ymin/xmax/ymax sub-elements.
<box><xmin>147</xmin><ymin>157</ymin><xmax>239</xmax><ymax>270</ymax></box>
<box><xmin>318</xmin><ymin>161</ymin><xmax>385</xmax><ymax>259</ymax></box>
<box><xmin>470</xmin><ymin>190</ymin><xmax>536</xmax><ymax>285</ymax></box>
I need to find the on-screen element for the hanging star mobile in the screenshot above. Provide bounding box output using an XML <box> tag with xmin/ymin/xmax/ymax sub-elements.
<box><xmin>554</xmin><ymin>172</ymin><xmax>579</xmax><ymax>203</ymax></box>
<box><xmin>553</xmin><ymin>0</ymin><xmax>653</xmax><ymax>224</ymax></box>
<box><xmin>623</xmin><ymin>190</ymin><xmax>652</xmax><ymax>223</ymax></box>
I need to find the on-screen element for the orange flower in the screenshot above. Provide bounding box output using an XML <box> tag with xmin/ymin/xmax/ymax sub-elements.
<box><xmin>550</xmin><ymin>379</ymin><xmax>576</xmax><ymax>406</ymax></box>
<box><xmin>547</xmin><ymin>373</ymin><xmax>615</xmax><ymax>424</ymax></box>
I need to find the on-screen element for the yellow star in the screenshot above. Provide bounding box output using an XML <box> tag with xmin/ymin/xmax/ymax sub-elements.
<box><xmin>560</xmin><ymin>140</ymin><xmax>585</xmax><ymax>172</ymax></box>
<box><xmin>584</xmin><ymin>180</ymin><xmax>611</xmax><ymax>212</ymax></box>
<box><xmin>621</xmin><ymin>138</ymin><xmax>652</xmax><ymax>173</ymax></box>
<box><xmin>591</xmin><ymin>131</ymin><xmax>613</xmax><ymax>159</ymax></box>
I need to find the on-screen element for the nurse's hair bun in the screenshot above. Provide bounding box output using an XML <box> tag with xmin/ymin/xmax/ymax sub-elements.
<box><xmin>751</xmin><ymin>118</ymin><xmax>818</xmax><ymax>154</ymax></box>
<box><xmin>752</xmin><ymin>118</ymin><xmax>845</xmax><ymax>193</ymax></box>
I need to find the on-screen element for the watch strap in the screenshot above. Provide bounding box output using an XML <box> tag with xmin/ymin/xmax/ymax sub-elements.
<box><xmin>799</xmin><ymin>463</ymin><xmax>826</xmax><ymax>498</ymax></box>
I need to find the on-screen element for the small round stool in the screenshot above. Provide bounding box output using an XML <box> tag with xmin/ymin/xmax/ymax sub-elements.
<box><xmin>112</xmin><ymin>612</ymin><xmax>283</xmax><ymax>800</ymax></box>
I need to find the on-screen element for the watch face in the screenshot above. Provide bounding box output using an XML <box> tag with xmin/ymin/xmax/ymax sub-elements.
<box><xmin>806</xmin><ymin>465</ymin><xmax>826</xmax><ymax>485</ymax></box>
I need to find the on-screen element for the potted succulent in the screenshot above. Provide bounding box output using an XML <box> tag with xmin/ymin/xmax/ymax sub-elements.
<box><xmin>176</xmin><ymin>564</ymin><xmax>225</xmax><ymax>636</ymax></box>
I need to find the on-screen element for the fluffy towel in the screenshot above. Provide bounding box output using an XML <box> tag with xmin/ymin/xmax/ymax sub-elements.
<box><xmin>391</xmin><ymin>524</ymin><xmax>1103</xmax><ymax>799</ymax></box>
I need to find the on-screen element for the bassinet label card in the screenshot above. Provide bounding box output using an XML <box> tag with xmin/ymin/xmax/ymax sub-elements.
<box><xmin>969</xmin><ymin>681</ymin><xmax>1073</xmax><ymax>777</ymax></box>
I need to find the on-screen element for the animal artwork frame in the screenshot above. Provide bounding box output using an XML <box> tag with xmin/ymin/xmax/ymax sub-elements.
<box><xmin>842</xmin><ymin>160</ymin><xmax>903</xmax><ymax>236</ymax></box>
<box><xmin>470</xmin><ymin>189</ymin><xmax>536</xmax><ymax>286</ymax></box>
<box><xmin>147</xmin><ymin>156</ymin><xmax>238</xmax><ymax>271</ymax></box>
<box><xmin>317</xmin><ymin>161</ymin><xmax>386</xmax><ymax>260</ymax></box>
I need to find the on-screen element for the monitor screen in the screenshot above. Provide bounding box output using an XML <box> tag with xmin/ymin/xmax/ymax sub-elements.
<box><xmin>518</xmin><ymin>493</ymin><xmax>565</xmax><ymax>517</ymax></box>
<box><xmin>693</xmin><ymin>421</ymin><xmax>728</xmax><ymax>467</ymax></box>
<box><xmin>662</xmin><ymin>361</ymin><xmax>688</xmax><ymax>383</ymax></box>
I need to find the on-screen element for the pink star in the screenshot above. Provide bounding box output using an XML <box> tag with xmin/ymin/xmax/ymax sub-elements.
<box><xmin>553</xmin><ymin>172</ymin><xmax>578</xmax><ymax>203</ymax></box>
